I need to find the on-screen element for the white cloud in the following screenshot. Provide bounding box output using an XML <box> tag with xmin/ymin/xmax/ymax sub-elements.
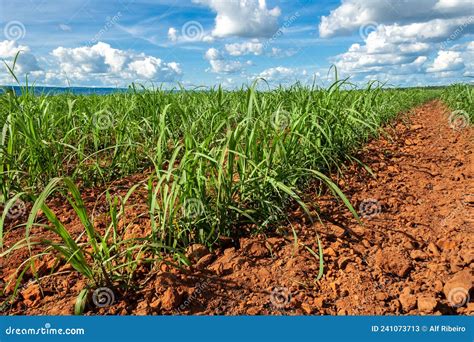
<box><xmin>319</xmin><ymin>0</ymin><xmax>473</xmax><ymax>38</ymax></box>
<box><xmin>194</xmin><ymin>0</ymin><xmax>281</xmax><ymax>38</ymax></box>
<box><xmin>0</xmin><ymin>40</ymin><xmax>41</xmax><ymax>74</ymax></box>
<box><xmin>225</xmin><ymin>39</ymin><xmax>263</xmax><ymax>56</ymax></box>
<box><xmin>168</xmin><ymin>27</ymin><xmax>178</xmax><ymax>42</ymax></box>
<box><xmin>204</xmin><ymin>47</ymin><xmax>244</xmax><ymax>74</ymax></box>
<box><xmin>427</xmin><ymin>50</ymin><xmax>464</xmax><ymax>72</ymax></box>
<box><xmin>166</xmin><ymin>24</ymin><xmax>214</xmax><ymax>43</ymax></box>
<box><xmin>324</xmin><ymin>0</ymin><xmax>473</xmax><ymax>81</ymax></box>
<box><xmin>257</xmin><ymin>66</ymin><xmax>308</xmax><ymax>83</ymax></box>
<box><xmin>50</xmin><ymin>42</ymin><xmax>181</xmax><ymax>84</ymax></box>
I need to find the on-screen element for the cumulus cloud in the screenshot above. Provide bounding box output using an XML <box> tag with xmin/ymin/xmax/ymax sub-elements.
<box><xmin>0</xmin><ymin>40</ymin><xmax>41</xmax><ymax>74</ymax></box>
<box><xmin>51</xmin><ymin>42</ymin><xmax>181</xmax><ymax>84</ymax></box>
<box><xmin>323</xmin><ymin>0</ymin><xmax>473</xmax><ymax>82</ymax></box>
<box><xmin>427</xmin><ymin>50</ymin><xmax>464</xmax><ymax>73</ymax></box>
<box><xmin>225</xmin><ymin>39</ymin><xmax>263</xmax><ymax>56</ymax></box>
<box><xmin>319</xmin><ymin>0</ymin><xmax>473</xmax><ymax>38</ymax></box>
<box><xmin>168</xmin><ymin>27</ymin><xmax>178</xmax><ymax>42</ymax></box>
<box><xmin>204</xmin><ymin>47</ymin><xmax>244</xmax><ymax>73</ymax></box>
<box><xmin>257</xmin><ymin>66</ymin><xmax>309</xmax><ymax>84</ymax></box>
<box><xmin>194</xmin><ymin>0</ymin><xmax>281</xmax><ymax>38</ymax></box>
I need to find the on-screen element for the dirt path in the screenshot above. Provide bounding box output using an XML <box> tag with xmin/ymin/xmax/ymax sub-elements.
<box><xmin>2</xmin><ymin>100</ymin><xmax>473</xmax><ymax>315</ymax></box>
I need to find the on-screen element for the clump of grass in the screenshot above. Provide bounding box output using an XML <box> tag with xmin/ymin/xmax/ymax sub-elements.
<box><xmin>441</xmin><ymin>83</ymin><xmax>473</xmax><ymax>124</ymax></box>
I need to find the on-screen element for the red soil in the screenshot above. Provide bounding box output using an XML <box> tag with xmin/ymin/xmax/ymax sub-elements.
<box><xmin>1</xmin><ymin>100</ymin><xmax>473</xmax><ymax>315</ymax></box>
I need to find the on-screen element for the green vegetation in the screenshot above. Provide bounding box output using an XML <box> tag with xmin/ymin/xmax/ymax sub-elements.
<box><xmin>441</xmin><ymin>84</ymin><xmax>473</xmax><ymax>127</ymax></box>
<box><xmin>4</xmin><ymin>72</ymin><xmax>468</xmax><ymax>309</ymax></box>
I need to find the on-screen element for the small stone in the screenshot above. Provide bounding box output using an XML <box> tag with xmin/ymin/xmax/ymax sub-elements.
<box><xmin>149</xmin><ymin>298</ymin><xmax>161</xmax><ymax>309</ymax></box>
<box><xmin>410</xmin><ymin>250</ymin><xmax>428</xmax><ymax>261</ymax></box>
<box><xmin>209</xmin><ymin>262</ymin><xmax>224</xmax><ymax>275</ymax></box>
<box><xmin>399</xmin><ymin>292</ymin><xmax>417</xmax><ymax>312</ymax></box>
<box><xmin>403</xmin><ymin>240</ymin><xmax>415</xmax><ymax>250</ymax></box>
<box><xmin>417</xmin><ymin>296</ymin><xmax>437</xmax><ymax>313</ymax></box>
<box><xmin>186</xmin><ymin>244</ymin><xmax>210</xmax><ymax>262</ymax></box>
<box><xmin>375</xmin><ymin>292</ymin><xmax>388</xmax><ymax>301</ymax></box>
<box><xmin>328</xmin><ymin>224</ymin><xmax>346</xmax><ymax>238</ymax></box>
<box><xmin>195</xmin><ymin>254</ymin><xmax>215</xmax><ymax>269</ymax></box>
<box><xmin>374</xmin><ymin>248</ymin><xmax>412</xmax><ymax>278</ymax></box>
<box><xmin>161</xmin><ymin>288</ymin><xmax>183</xmax><ymax>311</ymax></box>
<box><xmin>433</xmin><ymin>280</ymin><xmax>444</xmax><ymax>293</ymax></box>
<box><xmin>443</xmin><ymin>270</ymin><xmax>473</xmax><ymax>307</ymax></box>
<box><xmin>135</xmin><ymin>301</ymin><xmax>150</xmax><ymax>315</ymax></box>
<box><xmin>301</xmin><ymin>302</ymin><xmax>314</xmax><ymax>314</ymax></box>
<box><xmin>325</xmin><ymin>247</ymin><xmax>337</xmax><ymax>257</ymax></box>
<box><xmin>245</xmin><ymin>242</ymin><xmax>269</xmax><ymax>258</ymax></box>
<box><xmin>427</xmin><ymin>242</ymin><xmax>440</xmax><ymax>256</ymax></box>
<box><xmin>313</xmin><ymin>297</ymin><xmax>324</xmax><ymax>308</ymax></box>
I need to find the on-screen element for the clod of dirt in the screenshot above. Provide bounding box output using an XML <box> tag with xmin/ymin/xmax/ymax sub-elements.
<box><xmin>301</xmin><ymin>302</ymin><xmax>315</xmax><ymax>314</ymax></box>
<box><xmin>410</xmin><ymin>250</ymin><xmax>428</xmax><ymax>260</ymax></box>
<box><xmin>417</xmin><ymin>296</ymin><xmax>438</xmax><ymax>313</ymax></box>
<box><xmin>443</xmin><ymin>270</ymin><xmax>473</xmax><ymax>307</ymax></box>
<box><xmin>374</xmin><ymin>248</ymin><xmax>412</xmax><ymax>277</ymax></box>
<box><xmin>243</xmin><ymin>241</ymin><xmax>270</xmax><ymax>258</ymax></box>
<box><xmin>161</xmin><ymin>288</ymin><xmax>183</xmax><ymax>311</ymax></box>
<box><xmin>186</xmin><ymin>244</ymin><xmax>210</xmax><ymax>263</ymax></box>
<box><xmin>195</xmin><ymin>254</ymin><xmax>216</xmax><ymax>269</ymax></box>
<box><xmin>20</xmin><ymin>284</ymin><xmax>41</xmax><ymax>307</ymax></box>
<box><xmin>399</xmin><ymin>288</ymin><xmax>417</xmax><ymax>312</ymax></box>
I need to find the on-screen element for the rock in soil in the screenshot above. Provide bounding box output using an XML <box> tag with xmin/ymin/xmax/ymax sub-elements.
<box><xmin>443</xmin><ymin>270</ymin><xmax>473</xmax><ymax>307</ymax></box>
<box><xmin>186</xmin><ymin>244</ymin><xmax>210</xmax><ymax>263</ymax></box>
<box><xmin>417</xmin><ymin>296</ymin><xmax>438</xmax><ymax>313</ymax></box>
<box><xmin>375</xmin><ymin>248</ymin><xmax>412</xmax><ymax>278</ymax></box>
<box><xmin>161</xmin><ymin>288</ymin><xmax>183</xmax><ymax>311</ymax></box>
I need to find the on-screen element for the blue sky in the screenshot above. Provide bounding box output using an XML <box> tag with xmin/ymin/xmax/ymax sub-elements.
<box><xmin>0</xmin><ymin>0</ymin><xmax>473</xmax><ymax>88</ymax></box>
